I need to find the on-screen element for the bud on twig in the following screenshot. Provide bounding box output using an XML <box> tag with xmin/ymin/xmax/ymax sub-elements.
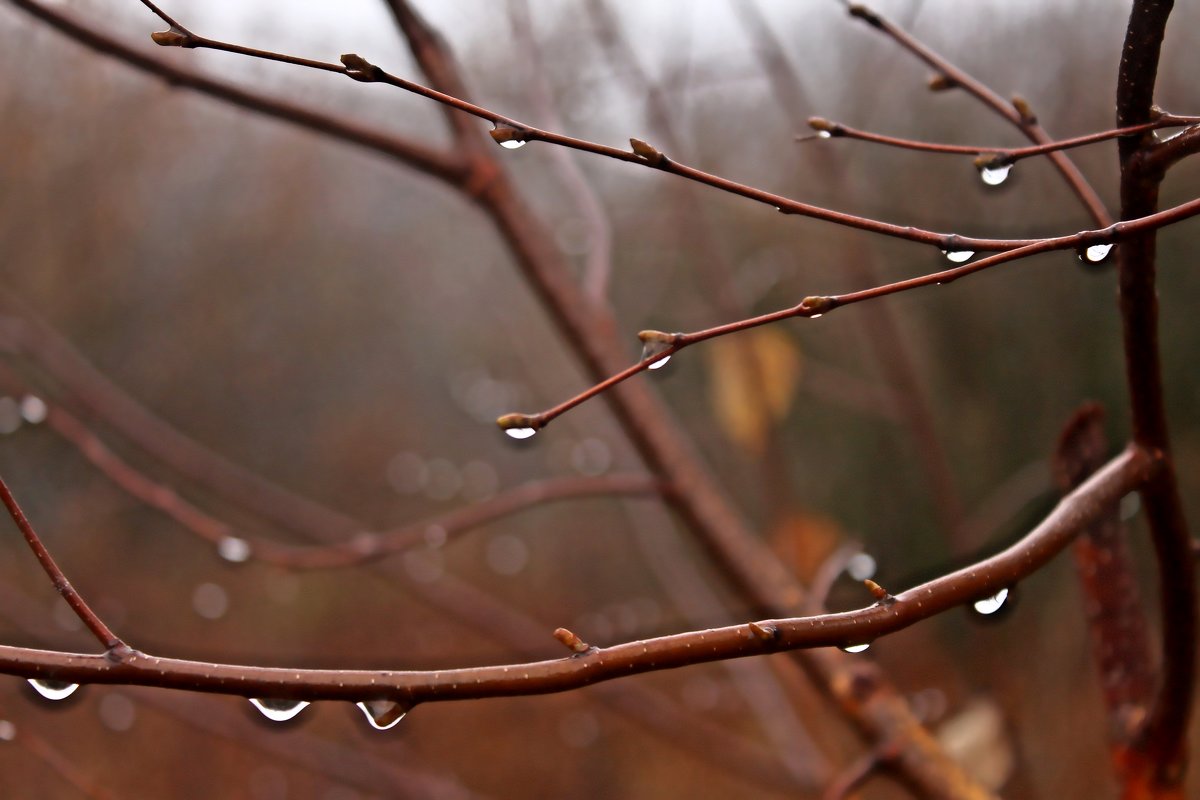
<box><xmin>1011</xmin><ymin>95</ymin><xmax>1037</xmax><ymax>125</ymax></box>
<box><xmin>340</xmin><ymin>53</ymin><xmax>381</xmax><ymax>82</ymax></box>
<box><xmin>553</xmin><ymin>627</ymin><xmax>591</xmax><ymax>653</ymax></box>
<box><xmin>151</xmin><ymin>28</ymin><xmax>190</xmax><ymax>47</ymax></box>
<box><xmin>864</xmin><ymin>579</ymin><xmax>891</xmax><ymax>602</ymax></box>
<box><xmin>927</xmin><ymin>73</ymin><xmax>958</xmax><ymax>92</ymax></box>
<box><xmin>747</xmin><ymin>621</ymin><xmax>778</xmax><ymax>641</ymax></box>
<box><xmin>630</xmin><ymin>138</ymin><xmax>666</xmax><ymax>165</ymax></box>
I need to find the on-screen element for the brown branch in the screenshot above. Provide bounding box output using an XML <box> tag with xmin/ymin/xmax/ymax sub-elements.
<box><xmin>1113</xmin><ymin>1</ymin><xmax>1196</xmax><ymax>792</ymax></box>
<box><xmin>126</xmin><ymin>0</ymin><xmax>1068</xmax><ymax>253</ymax></box>
<box><xmin>0</xmin><ymin>366</ymin><xmax>803</xmax><ymax>793</ymax></box>
<box><xmin>1053</xmin><ymin>404</ymin><xmax>1154</xmax><ymax>788</ymax></box>
<box><xmin>0</xmin><ymin>445</ymin><xmax>1153</xmax><ymax>707</ymax></box>
<box><xmin>5</xmin><ymin>0</ymin><xmax>465</xmax><ymax>185</ymax></box>
<box><xmin>0</xmin><ymin>475</ymin><xmax>126</xmax><ymax>655</ymax></box>
<box><xmin>804</xmin><ymin>115</ymin><xmax>1196</xmax><ymax>164</ymax></box>
<box><xmin>500</xmin><ymin>200</ymin><xmax>1200</xmax><ymax>433</ymax></box>
<box><xmin>844</xmin><ymin>0</ymin><xmax>1113</xmax><ymax>227</ymax></box>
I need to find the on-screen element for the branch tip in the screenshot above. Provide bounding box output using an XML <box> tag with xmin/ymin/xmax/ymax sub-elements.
<box><xmin>845</xmin><ymin>3</ymin><xmax>883</xmax><ymax>28</ymax></box>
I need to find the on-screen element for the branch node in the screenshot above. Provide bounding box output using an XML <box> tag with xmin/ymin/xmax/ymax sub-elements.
<box><xmin>747</xmin><ymin>621</ymin><xmax>779</xmax><ymax>642</ymax></box>
<box><xmin>340</xmin><ymin>53</ymin><xmax>382</xmax><ymax>82</ymax></box>
<box><xmin>553</xmin><ymin>627</ymin><xmax>591</xmax><ymax>654</ymax></box>
<box><xmin>926</xmin><ymin>73</ymin><xmax>959</xmax><ymax>92</ymax></box>
<box><xmin>799</xmin><ymin>296</ymin><xmax>835</xmax><ymax>318</ymax></box>
<box><xmin>630</xmin><ymin>138</ymin><xmax>667</xmax><ymax>165</ymax></box>
<box><xmin>150</xmin><ymin>28</ymin><xmax>191</xmax><ymax>48</ymax></box>
<box><xmin>863</xmin><ymin>579</ymin><xmax>894</xmax><ymax>604</ymax></box>
<box><xmin>807</xmin><ymin>117</ymin><xmax>844</xmax><ymax>138</ymax></box>
<box><xmin>1011</xmin><ymin>94</ymin><xmax>1038</xmax><ymax>125</ymax></box>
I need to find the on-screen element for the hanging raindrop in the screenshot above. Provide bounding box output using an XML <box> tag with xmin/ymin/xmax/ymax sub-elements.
<box><xmin>972</xmin><ymin>588</ymin><xmax>1010</xmax><ymax>616</ymax></box>
<box><xmin>942</xmin><ymin>250</ymin><xmax>975</xmax><ymax>264</ymax></box>
<box><xmin>497</xmin><ymin>413</ymin><xmax>540</xmax><ymax>440</ymax></box>
<box><xmin>978</xmin><ymin>163</ymin><xmax>1012</xmax><ymax>186</ymax></box>
<box><xmin>504</xmin><ymin>427</ymin><xmax>537</xmax><ymax>440</ymax></box>
<box><xmin>640</xmin><ymin>338</ymin><xmax>673</xmax><ymax>370</ymax></box>
<box><xmin>356</xmin><ymin>699</ymin><xmax>409</xmax><ymax>731</ymax></box>
<box><xmin>249</xmin><ymin>698</ymin><xmax>310</xmax><ymax>723</ymax></box>
<box><xmin>1077</xmin><ymin>243</ymin><xmax>1114</xmax><ymax>265</ymax></box>
<box><xmin>840</xmin><ymin>643</ymin><xmax>871</xmax><ymax>654</ymax></box>
<box><xmin>28</xmin><ymin>679</ymin><xmax>80</xmax><ymax>701</ymax></box>
<box><xmin>490</xmin><ymin>124</ymin><xmax>527</xmax><ymax>150</ymax></box>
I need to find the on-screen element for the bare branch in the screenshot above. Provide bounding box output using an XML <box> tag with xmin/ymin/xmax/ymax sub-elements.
<box><xmin>0</xmin><ymin>445</ymin><xmax>1153</xmax><ymax>706</ymax></box>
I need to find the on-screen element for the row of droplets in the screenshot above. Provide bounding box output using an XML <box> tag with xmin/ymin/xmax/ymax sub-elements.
<box><xmin>942</xmin><ymin>243</ymin><xmax>1113</xmax><ymax>265</ymax></box>
<box><xmin>24</xmin><ymin>680</ymin><xmax>409</xmax><ymax>731</ymax></box>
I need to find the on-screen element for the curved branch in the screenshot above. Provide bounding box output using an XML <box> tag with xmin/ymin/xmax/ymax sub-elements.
<box><xmin>0</xmin><ymin>445</ymin><xmax>1153</xmax><ymax>705</ymax></box>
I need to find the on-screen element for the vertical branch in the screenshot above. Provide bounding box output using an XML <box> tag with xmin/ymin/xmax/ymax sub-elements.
<box><xmin>1054</xmin><ymin>404</ymin><xmax>1155</xmax><ymax>787</ymax></box>
<box><xmin>1113</xmin><ymin>0</ymin><xmax>1196</xmax><ymax>793</ymax></box>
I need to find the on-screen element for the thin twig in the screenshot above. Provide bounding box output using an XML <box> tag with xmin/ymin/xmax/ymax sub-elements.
<box><xmin>129</xmin><ymin>0</ymin><xmax>1069</xmax><ymax>253</ymax></box>
<box><xmin>0</xmin><ymin>475</ymin><xmax>126</xmax><ymax>655</ymax></box>
<box><xmin>803</xmin><ymin>116</ymin><xmax>1197</xmax><ymax>163</ymax></box>
<box><xmin>501</xmin><ymin>201</ymin><xmax>1200</xmax><ymax>432</ymax></box>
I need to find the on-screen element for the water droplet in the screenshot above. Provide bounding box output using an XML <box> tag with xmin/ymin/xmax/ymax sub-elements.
<box><xmin>0</xmin><ymin>720</ymin><xmax>14</xmax><ymax>741</ymax></box>
<box><xmin>942</xmin><ymin>250</ymin><xmax>975</xmax><ymax>264</ymax></box>
<box><xmin>217</xmin><ymin>536</ymin><xmax>251</xmax><ymax>563</ymax></box>
<box><xmin>19</xmin><ymin>396</ymin><xmax>47</xmax><ymax>425</ymax></box>
<box><xmin>491</xmin><ymin>124</ymin><xmax>527</xmax><ymax>150</ymax></box>
<box><xmin>647</xmin><ymin>355</ymin><xmax>671</xmax><ymax>370</ymax></box>
<box><xmin>249</xmin><ymin>698</ymin><xmax>310</xmax><ymax>722</ymax></box>
<box><xmin>972</xmin><ymin>588</ymin><xmax>1010</xmax><ymax>616</ymax></box>
<box><xmin>504</xmin><ymin>427</ymin><xmax>537</xmax><ymax>440</ymax></box>
<box><xmin>28</xmin><ymin>679</ymin><xmax>80</xmax><ymax>701</ymax></box>
<box><xmin>1077</xmin><ymin>243</ymin><xmax>1114</xmax><ymax>264</ymax></box>
<box><xmin>979</xmin><ymin>163</ymin><xmax>1012</xmax><ymax>186</ymax></box>
<box><xmin>356</xmin><ymin>699</ymin><xmax>408</xmax><ymax>730</ymax></box>
<box><xmin>810</xmin><ymin>313</ymin><xmax>823</xmax><ymax>320</ymax></box>
<box><xmin>840</xmin><ymin>643</ymin><xmax>871</xmax><ymax>654</ymax></box>
<box><xmin>845</xmin><ymin>553</ymin><xmax>877</xmax><ymax>581</ymax></box>
<box><xmin>817</xmin><ymin>130</ymin><xmax>833</xmax><ymax>139</ymax></box>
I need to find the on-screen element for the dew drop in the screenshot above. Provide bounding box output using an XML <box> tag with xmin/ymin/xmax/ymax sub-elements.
<box><xmin>647</xmin><ymin>355</ymin><xmax>671</xmax><ymax>370</ymax></box>
<box><xmin>249</xmin><ymin>698</ymin><xmax>309</xmax><ymax>722</ymax></box>
<box><xmin>941</xmin><ymin>250</ymin><xmax>975</xmax><ymax>263</ymax></box>
<box><xmin>499</xmin><ymin>139</ymin><xmax>526</xmax><ymax>150</ymax></box>
<box><xmin>840</xmin><ymin>643</ymin><xmax>871</xmax><ymax>654</ymax></box>
<box><xmin>817</xmin><ymin>130</ymin><xmax>833</xmax><ymax>139</ymax></box>
<box><xmin>1078</xmin><ymin>243</ymin><xmax>1114</xmax><ymax>264</ymax></box>
<box><xmin>356</xmin><ymin>699</ymin><xmax>409</xmax><ymax>731</ymax></box>
<box><xmin>504</xmin><ymin>427</ymin><xmax>537</xmax><ymax>440</ymax></box>
<box><xmin>217</xmin><ymin>536</ymin><xmax>251</xmax><ymax>563</ymax></box>
<box><xmin>491</xmin><ymin>124</ymin><xmax>527</xmax><ymax>150</ymax></box>
<box><xmin>979</xmin><ymin>163</ymin><xmax>1012</xmax><ymax>186</ymax></box>
<box><xmin>19</xmin><ymin>396</ymin><xmax>47</xmax><ymax>425</ymax></box>
<box><xmin>28</xmin><ymin>679</ymin><xmax>80</xmax><ymax>701</ymax></box>
<box><xmin>972</xmin><ymin>588</ymin><xmax>1009</xmax><ymax>616</ymax></box>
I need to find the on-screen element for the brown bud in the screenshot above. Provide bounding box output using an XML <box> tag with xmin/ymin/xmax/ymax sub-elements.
<box><xmin>151</xmin><ymin>29</ymin><xmax>189</xmax><ymax>47</ymax></box>
<box><xmin>748</xmin><ymin>621</ymin><xmax>777</xmax><ymax>641</ymax></box>
<box><xmin>630</xmin><ymin>138</ymin><xmax>665</xmax><ymax>164</ymax></box>
<box><xmin>553</xmin><ymin>627</ymin><xmax>590</xmax><ymax>653</ymax></box>
<box><xmin>864</xmin><ymin>579</ymin><xmax>890</xmax><ymax>601</ymax></box>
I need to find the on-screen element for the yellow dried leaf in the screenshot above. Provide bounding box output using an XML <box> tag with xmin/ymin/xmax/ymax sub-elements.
<box><xmin>705</xmin><ymin>328</ymin><xmax>801</xmax><ymax>454</ymax></box>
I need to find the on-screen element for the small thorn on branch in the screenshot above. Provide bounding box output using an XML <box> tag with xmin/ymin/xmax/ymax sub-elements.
<box><xmin>340</xmin><ymin>53</ymin><xmax>381</xmax><ymax>82</ymax></box>
<box><xmin>553</xmin><ymin>627</ymin><xmax>591</xmax><ymax>654</ymax></box>
<box><xmin>629</xmin><ymin>138</ymin><xmax>666</xmax><ymax>165</ymax></box>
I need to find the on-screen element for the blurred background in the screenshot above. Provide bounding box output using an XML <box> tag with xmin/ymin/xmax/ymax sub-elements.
<box><xmin>0</xmin><ymin>0</ymin><xmax>1198</xmax><ymax>797</ymax></box>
